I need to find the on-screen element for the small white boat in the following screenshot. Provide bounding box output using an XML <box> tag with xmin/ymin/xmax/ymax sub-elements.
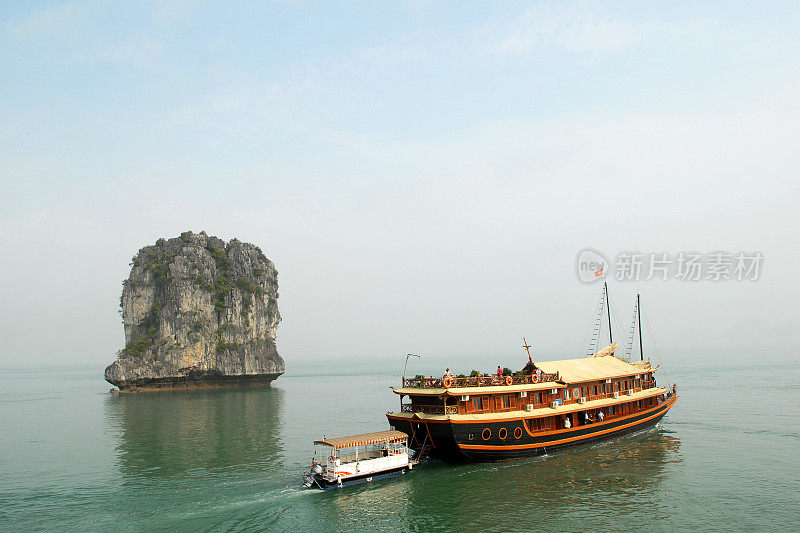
<box><xmin>302</xmin><ymin>430</ymin><xmax>413</xmax><ymax>490</ymax></box>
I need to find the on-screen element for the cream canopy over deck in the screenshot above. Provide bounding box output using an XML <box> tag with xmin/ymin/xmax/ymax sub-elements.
<box><xmin>314</xmin><ymin>430</ymin><xmax>408</xmax><ymax>450</ymax></box>
<box><xmin>534</xmin><ymin>356</ymin><xmax>652</xmax><ymax>384</ymax></box>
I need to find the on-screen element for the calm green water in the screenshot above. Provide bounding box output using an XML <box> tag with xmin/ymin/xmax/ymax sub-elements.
<box><xmin>1</xmin><ymin>348</ymin><xmax>798</xmax><ymax>531</ymax></box>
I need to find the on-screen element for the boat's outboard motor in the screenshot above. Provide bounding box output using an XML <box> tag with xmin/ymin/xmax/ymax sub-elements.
<box><xmin>302</xmin><ymin>463</ymin><xmax>324</xmax><ymax>488</ymax></box>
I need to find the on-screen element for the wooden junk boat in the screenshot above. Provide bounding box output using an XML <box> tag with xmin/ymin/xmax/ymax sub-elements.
<box><xmin>386</xmin><ymin>284</ymin><xmax>678</xmax><ymax>461</ymax></box>
<box><xmin>302</xmin><ymin>430</ymin><xmax>414</xmax><ymax>490</ymax></box>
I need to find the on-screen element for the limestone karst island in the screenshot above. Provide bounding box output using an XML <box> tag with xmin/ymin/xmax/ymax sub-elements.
<box><xmin>104</xmin><ymin>231</ymin><xmax>284</xmax><ymax>391</ymax></box>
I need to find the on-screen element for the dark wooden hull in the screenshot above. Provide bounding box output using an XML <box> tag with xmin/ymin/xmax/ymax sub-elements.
<box><xmin>387</xmin><ymin>395</ymin><xmax>677</xmax><ymax>462</ymax></box>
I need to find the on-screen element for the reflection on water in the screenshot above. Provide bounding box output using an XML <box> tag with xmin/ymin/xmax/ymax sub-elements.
<box><xmin>409</xmin><ymin>429</ymin><xmax>682</xmax><ymax>531</ymax></box>
<box><xmin>318</xmin><ymin>428</ymin><xmax>682</xmax><ymax>532</ymax></box>
<box><xmin>105</xmin><ymin>386</ymin><xmax>285</xmax><ymax>480</ymax></box>
<box><xmin>5</xmin><ymin>350</ymin><xmax>798</xmax><ymax>531</ymax></box>
<box><xmin>98</xmin><ymin>377</ymin><xmax>684</xmax><ymax>531</ymax></box>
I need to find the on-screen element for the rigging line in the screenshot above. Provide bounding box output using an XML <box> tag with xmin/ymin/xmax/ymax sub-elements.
<box><xmin>642</xmin><ymin>308</ymin><xmax>662</xmax><ymax>360</ymax></box>
<box><xmin>575</xmin><ymin>294</ymin><xmax>600</xmax><ymax>355</ymax></box>
<box><xmin>641</xmin><ymin>307</ymin><xmax>674</xmax><ymax>388</ymax></box>
<box><xmin>612</xmin><ymin>307</ymin><xmax>625</xmax><ymax>344</ymax></box>
<box><xmin>603</xmin><ymin>282</ymin><xmax>623</xmax><ymax>343</ymax></box>
<box><xmin>647</xmin><ymin>313</ymin><xmax>673</xmax><ymax>386</ymax></box>
<box><xmin>623</xmin><ymin>297</ymin><xmax>639</xmax><ymax>362</ymax></box>
<box><xmin>595</xmin><ymin>290</ymin><xmax>605</xmax><ymax>354</ymax></box>
<box><xmin>636</xmin><ymin>303</ymin><xmax>657</xmax><ymax>373</ymax></box>
<box><xmin>592</xmin><ymin>289</ymin><xmax>607</xmax><ymax>354</ymax></box>
<box><xmin>576</xmin><ymin>314</ymin><xmax>593</xmax><ymax>356</ymax></box>
<box><xmin>613</xmin><ymin>294</ymin><xmax>627</xmax><ymax>338</ymax></box>
<box><xmin>581</xmin><ymin>289</ymin><xmax>606</xmax><ymax>356</ymax></box>
<box><xmin>592</xmin><ymin>289</ymin><xmax>606</xmax><ymax>353</ymax></box>
<box><xmin>608</xmin><ymin>296</ymin><xmax>627</xmax><ymax>347</ymax></box>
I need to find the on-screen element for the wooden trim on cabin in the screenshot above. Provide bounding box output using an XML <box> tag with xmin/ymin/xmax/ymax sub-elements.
<box><xmin>459</xmin><ymin>395</ymin><xmax>676</xmax><ymax>451</ymax></box>
<box><xmin>448</xmin><ymin>387</ymin><xmax>667</xmax><ymax>424</ymax></box>
<box><xmin>521</xmin><ymin>395</ymin><xmax>670</xmax><ymax>438</ymax></box>
<box><xmin>387</xmin><ymin>387</ymin><xmax>668</xmax><ymax>425</ymax></box>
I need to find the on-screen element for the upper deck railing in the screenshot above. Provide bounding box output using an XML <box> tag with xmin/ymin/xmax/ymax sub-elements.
<box><xmin>401</xmin><ymin>372</ymin><xmax>560</xmax><ymax>389</ymax></box>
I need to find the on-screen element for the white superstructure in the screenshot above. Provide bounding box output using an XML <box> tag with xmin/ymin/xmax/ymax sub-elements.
<box><xmin>303</xmin><ymin>430</ymin><xmax>412</xmax><ymax>489</ymax></box>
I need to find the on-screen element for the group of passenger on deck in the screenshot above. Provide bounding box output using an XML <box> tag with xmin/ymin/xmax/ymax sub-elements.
<box><xmin>442</xmin><ymin>365</ymin><xmax>543</xmax><ymax>383</ymax></box>
<box><xmin>442</xmin><ymin>366</ymin><xmax>506</xmax><ymax>379</ymax></box>
<box><xmin>564</xmin><ymin>410</ymin><xmax>605</xmax><ymax>429</ymax></box>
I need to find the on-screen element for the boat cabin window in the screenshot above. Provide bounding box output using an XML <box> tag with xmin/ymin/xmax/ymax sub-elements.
<box><xmin>564</xmin><ymin>389</ymin><xmax>570</xmax><ymax>400</ymax></box>
<box><xmin>472</xmin><ymin>397</ymin><xmax>484</xmax><ymax>411</ymax></box>
<box><xmin>501</xmin><ymin>395</ymin><xmax>511</xmax><ymax>409</ymax></box>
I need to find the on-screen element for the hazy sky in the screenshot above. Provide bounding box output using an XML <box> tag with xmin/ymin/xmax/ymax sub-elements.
<box><xmin>1</xmin><ymin>1</ymin><xmax>799</xmax><ymax>369</ymax></box>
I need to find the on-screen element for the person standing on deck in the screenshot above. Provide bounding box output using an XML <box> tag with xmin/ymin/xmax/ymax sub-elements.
<box><xmin>496</xmin><ymin>366</ymin><xmax>502</xmax><ymax>377</ymax></box>
<box><xmin>564</xmin><ymin>416</ymin><xmax>571</xmax><ymax>429</ymax></box>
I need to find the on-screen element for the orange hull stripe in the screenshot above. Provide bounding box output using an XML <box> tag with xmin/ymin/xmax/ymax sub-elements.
<box><xmin>521</xmin><ymin>396</ymin><xmax>675</xmax><ymax>438</ymax></box>
<box><xmin>458</xmin><ymin>396</ymin><xmax>676</xmax><ymax>451</ymax></box>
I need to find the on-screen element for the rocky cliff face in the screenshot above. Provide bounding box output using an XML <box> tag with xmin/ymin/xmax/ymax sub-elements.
<box><xmin>105</xmin><ymin>231</ymin><xmax>284</xmax><ymax>390</ymax></box>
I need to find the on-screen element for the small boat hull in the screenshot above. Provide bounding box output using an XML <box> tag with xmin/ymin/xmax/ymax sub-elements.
<box><xmin>307</xmin><ymin>465</ymin><xmax>411</xmax><ymax>490</ymax></box>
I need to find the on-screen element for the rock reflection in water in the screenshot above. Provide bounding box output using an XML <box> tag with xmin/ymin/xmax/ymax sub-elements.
<box><xmin>104</xmin><ymin>386</ymin><xmax>284</xmax><ymax>479</ymax></box>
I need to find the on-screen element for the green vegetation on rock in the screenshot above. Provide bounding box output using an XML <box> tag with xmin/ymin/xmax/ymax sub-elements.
<box><xmin>213</xmin><ymin>276</ymin><xmax>232</xmax><ymax>312</ymax></box>
<box><xmin>105</xmin><ymin>231</ymin><xmax>284</xmax><ymax>390</ymax></box>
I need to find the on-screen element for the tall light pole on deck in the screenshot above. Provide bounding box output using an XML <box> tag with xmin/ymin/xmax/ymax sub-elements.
<box><xmin>403</xmin><ymin>353</ymin><xmax>420</xmax><ymax>382</ymax></box>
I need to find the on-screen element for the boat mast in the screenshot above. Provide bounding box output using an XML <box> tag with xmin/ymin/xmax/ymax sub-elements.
<box><xmin>523</xmin><ymin>337</ymin><xmax>533</xmax><ymax>364</ymax></box>
<box><xmin>637</xmin><ymin>292</ymin><xmax>644</xmax><ymax>361</ymax></box>
<box><xmin>604</xmin><ymin>279</ymin><xmax>613</xmax><ymax>344</ymax></box>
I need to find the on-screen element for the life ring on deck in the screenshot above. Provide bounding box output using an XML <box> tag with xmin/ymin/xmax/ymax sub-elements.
<box><xmin>532</xmin><ymin>374</ymin><xmax>539</xmax><ymax>383</ymax></box>
<box><xmin>505</xmin><ymin>376</ymin><xmax>513</xmax><ymax>386</ymax></box>
<box><xmin>443</xmin><ymin>377</ymin><xmax>453</xmax><ymax>388</ymax></box>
